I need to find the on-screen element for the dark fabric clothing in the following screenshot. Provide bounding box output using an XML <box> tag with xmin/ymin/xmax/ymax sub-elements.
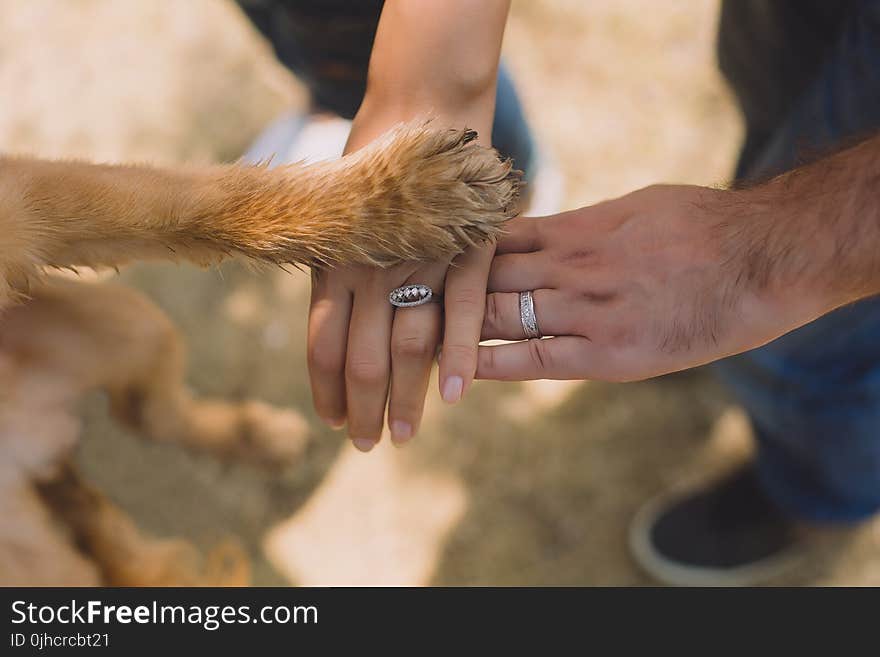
<box><xmin>714</xmin><ymin>0</ymin><xmax>880</xmax><ymax>522</ymax></box>
<box><xmin>718</xmin><ymin>0</ymin><xmax>856</xmax><ymax>178</ymax></box>
<box><xmin>237</xmin><ymin>0</ymin><xmax>381</xmax><ymax>119</ymax></box>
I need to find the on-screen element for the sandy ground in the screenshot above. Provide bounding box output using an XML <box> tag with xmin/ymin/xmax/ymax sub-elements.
<box><xmin>1</xmin><ymin>0</ymin><xmax>877</xmax><ymax>585</ymax></box>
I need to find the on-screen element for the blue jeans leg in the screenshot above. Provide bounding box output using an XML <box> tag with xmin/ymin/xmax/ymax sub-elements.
<box><xmin>715</xmin><ymin>301</ymin><xmax>880</xmax><ymax>523</ymax></box>
<box><xmin>713</xmin><ymin>0</ymin><xmax>880</xmax><ymax>523</ymax></box>
<box><xmin>492</xmin><ymin>63</ymin><xmax>537</xmax><ymax>183</ymax></box>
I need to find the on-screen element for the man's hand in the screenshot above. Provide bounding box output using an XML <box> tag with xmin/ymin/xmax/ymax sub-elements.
<box><xmin>476</xmin><ymin>183</ymin><xmax>847</xmax><ymax>382</ymax></box>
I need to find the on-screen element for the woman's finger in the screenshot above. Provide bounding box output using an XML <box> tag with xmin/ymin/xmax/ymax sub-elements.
<box><xmin>437</xmin><ymin>243</ymin><xmax>494</xmax><ymax>406</ymax></box>
<box><xmin>481</xmin><ymin>290</ymin><xmax>579</xmax><ymax>340</ymax></box>
<box><xmin>307</xmin><ymin>270</ymin><xmax>353</xmax><ymax>428</ymax></box>
<box><xmin>345</xmin><ymin>274</ymin><xmax>395</xmax><ymax>451</ymax></box>
<box><xmin>387</xmin><ymin>263</ymin><xmax>447</xmax><ymax>444</ymax></box>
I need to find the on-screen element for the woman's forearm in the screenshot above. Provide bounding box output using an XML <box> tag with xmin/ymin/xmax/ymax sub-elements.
<box><xmin>346</xmin><ymin>0</ymin><xmax>510</xmax><ymax>152</ymax></box>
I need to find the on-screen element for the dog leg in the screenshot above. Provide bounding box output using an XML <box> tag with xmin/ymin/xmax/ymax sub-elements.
<box><xmin>97</xmin><ymin>288</ymin><xmax>311</xmax><ymax>466</ymax></box>
<box><xmin>1</xmin><ymin>279</ymin><xmax>304</xmax><ymax>585</ymax></box>
<box><xmin>0</xmin><ymin>121</ymin><xmax>519</xmax><ymax>309</ymax></box>
<box><xmin>2</xmin><ymin>278</ymin><xmax>310</xmax><ymax>465</ymax></box>
<box><xmin>35</xmin><ymin>463</ymin><xmax>249</xmax><ymax>586</ymax></box>
<box><xmin>0</xmin><ymin>478</ymin><xmax>102</xmax><ymax>586</ymax></box>
<box><xmin>0</xmin><ymin>344</ymin><xmax>101</xmax><ymax>585</ymax></box>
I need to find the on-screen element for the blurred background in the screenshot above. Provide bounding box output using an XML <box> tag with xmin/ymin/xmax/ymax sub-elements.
<box><xmin>1</xmin><ymin>0</ymin><xmax>877</xmax><ymax>585</ymax></box>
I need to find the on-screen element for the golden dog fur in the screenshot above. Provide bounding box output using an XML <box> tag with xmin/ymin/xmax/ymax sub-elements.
<box><xmin>0</xmin><ymin>121</ymin><xmax>519</xmax><ymax>585</ymax></box>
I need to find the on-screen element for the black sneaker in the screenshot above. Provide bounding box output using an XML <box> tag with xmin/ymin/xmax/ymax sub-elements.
<box><xmin>629</xmin><ymin>466</ymin><xmax>804</xmax><ymax>586</ymax></box>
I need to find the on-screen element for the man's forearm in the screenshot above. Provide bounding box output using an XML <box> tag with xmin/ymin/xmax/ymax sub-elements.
<box><xmin>728</xmin><ymin>133</ymin><xmax>880</xmax><ymax>312</ymax></box>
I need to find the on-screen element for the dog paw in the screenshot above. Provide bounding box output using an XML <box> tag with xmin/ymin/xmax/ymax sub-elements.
<box><xmin>346</xmin><ymin>120</ymin><xmax>522</xmax><ymax>264</ymax></box>
<box><xmin>201</xmin><ymin>539</ymin><xmax>251</xmax><ymax>586</ymax></box>
<box><xmin>236</xmin><ymin>401</ymin><xmax>311</xmax><ymax>467</ymax></box>
<box><xmin>108</xmin><ymin>538</ymin><xmax>250</xmax><ymax>586</ymax></box>
<box><xmin>277</xmin><ymin>119</ymin><xmax>522</xmax><ymax>268</ymax></box>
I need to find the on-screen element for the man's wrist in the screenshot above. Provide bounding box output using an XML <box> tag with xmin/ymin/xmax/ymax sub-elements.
<box><xmin>708</xmin><ymin>184</ymin><xmax>837</xmax><ymax>331</ymax></box>
<box><xmin>719</xmin><ymin>161</ymin><xmax>876</xmax><ymax>326</ymax></box>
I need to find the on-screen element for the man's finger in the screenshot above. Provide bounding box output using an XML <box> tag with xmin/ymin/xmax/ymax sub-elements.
<box><xmin>496</xmin><ymin>215</ymin><xmax>544</xmax><ymax>254</ymax></box>
<box><xmin>488</xmin><ymin>252</ymin><xmax>556</xmax><ymax>293</ymax></box>
<box><xmin>481</xmin><ymin>290</ymin><xmax>579</xmax><ymax>340</ymax></box>
<box><xmin>475</xmin><ymin>336</ymin><xmax>599</xmax><ymax>380</ymax></box>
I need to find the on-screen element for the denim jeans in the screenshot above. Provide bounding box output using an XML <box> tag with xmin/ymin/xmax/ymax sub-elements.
<box><xmin>714</xmin><ymin>0</ymin><xmax>880</xmax><ymax>522</ymax></box>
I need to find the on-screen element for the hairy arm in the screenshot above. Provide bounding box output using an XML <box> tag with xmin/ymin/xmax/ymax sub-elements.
<box><xmin>726</xmin><ymin>134</ymin><xmax>880</xmax><ymax>310</ymax></box>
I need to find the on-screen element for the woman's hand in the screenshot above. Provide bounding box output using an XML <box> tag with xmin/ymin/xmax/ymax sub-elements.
<box><xmin>476</xmin><ymin>184</ymin><xmax>833</xmax><ymax>382</ymax></box>
<box><xmin>309</xmin><ymin>242</ymin><xmax>494</xmax><ymax>451</ymax></box>
<box><xmin>306</xmin><ymin>0</ymin><xmax>511</xmax><ymax>450</ymax></box>
<box><xmin>308</xmin><ymin>112</ymin><xmax>497</xmax><ymax>452</ymax></box>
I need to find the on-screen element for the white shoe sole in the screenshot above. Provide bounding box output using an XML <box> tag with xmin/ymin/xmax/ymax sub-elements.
<box><xmin>628</xmin><ymin>485</ymin><xmax>804</xmax><ymax>587</ymax></box>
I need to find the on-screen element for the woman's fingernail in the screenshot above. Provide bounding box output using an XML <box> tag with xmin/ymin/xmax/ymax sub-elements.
<box><xmin>352</xmin><ymin>438</ymin><xmax>375</xmax><ymax>453</ymax></box>
<box><xmin>324</xmin><ymin>417</ymin><xmax>345</xmax><ymax>430</ymax></box>
<box><xmin>391</xmin><ymin>421</ymin><xmax>413</xmax><ymax>445</ymax></box>
<box><xmin>442</xmin><ymin>376</ymin><xmax>463</xmax><ymax>404</ymax></box>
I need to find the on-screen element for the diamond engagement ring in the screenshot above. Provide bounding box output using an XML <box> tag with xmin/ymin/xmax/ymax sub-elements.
<box><xmin>389</xmin><ymin>284</ymin><xmax>439</xmax><ymax>308</ymax></box>
<box><xmin>519</xmin><ymin>290</ymin><xmax>542</xmax><ymax>339</ymax></box>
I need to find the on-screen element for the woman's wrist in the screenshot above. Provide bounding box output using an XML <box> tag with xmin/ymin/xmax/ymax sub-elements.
<box><xmin>346</xmin><ymin>87</ymin><xmax>496</xmax><ymax>154</ymax></box>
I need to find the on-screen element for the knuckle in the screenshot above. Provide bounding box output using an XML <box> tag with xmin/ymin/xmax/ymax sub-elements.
<box><xmin>346</xmin><ymin>358</ymin><xmax>388</xmax><ymax>386</ymax></box>
<box><xmin>484</xmin><ymin>294</ymin><xmax>503</xmax><ymax>331</ymax></box>
<box><xmin>483</xmin><ymin>346</ymin><xmax>496</xmax><ymax>374</ymax></box>
<box><xmin>314</xmin><ymin>265</ymin><xmax>358</xmax><ymax>287</ymax></box>
<box><xmin>528</xmin><ymin>338</ymin><xmax>551</xmax><ymax>372</ymax></box>
<box><xmin>307</xmin><ymin>343</ymin><xmax>344</xmax><ymax>376</ymax></box>
<box><xmin>391</xmin><ymin>334</ymin><xmax>436</xmax><ymax>361</ymax></box>
<box><xmin>533</xmin><ymin>214</ymin><xmax>547</xmax><ymax>242</ymax></box>
<box><xmin>447</xmin><ymin>286</ymin><xmax>483</xmax><ymax>309</ymax></box>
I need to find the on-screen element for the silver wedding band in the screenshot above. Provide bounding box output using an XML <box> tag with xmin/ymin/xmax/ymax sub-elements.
<box><xmin>519</xmin><ymin>290</ymin><xmax>542</xmax><ymax>339</ymax></box>
<box><xmin>389</xmin><ymin>284</ymin><xmax>440</xmax><ymax>308</ymax></box>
